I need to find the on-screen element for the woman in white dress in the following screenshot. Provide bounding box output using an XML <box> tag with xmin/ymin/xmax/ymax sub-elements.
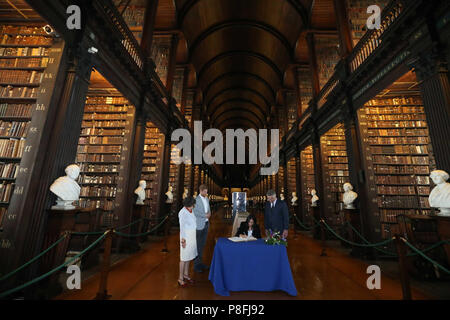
<box><xmin>178</xmin><ymin>196</ymin><xmax>197</xmax><ymax>287</ymax></box>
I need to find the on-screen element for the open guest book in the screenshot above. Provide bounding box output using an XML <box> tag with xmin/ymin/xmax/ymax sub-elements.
<box><xmin>227</xmin><ymin>236</ymin><xmax>258</xmax><ymax>242</ymax></box>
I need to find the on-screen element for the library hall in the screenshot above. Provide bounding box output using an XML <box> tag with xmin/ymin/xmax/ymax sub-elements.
<box><xmin>0</xmin><ymin>0</ymin><xmax>450</xmax><ymax>306</ymax></box>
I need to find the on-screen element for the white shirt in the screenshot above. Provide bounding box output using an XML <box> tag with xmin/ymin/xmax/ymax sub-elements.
<box><xmin>200</xmin><ymin>195</ymin><xmax>210</xmax><ymax>221</ymax></box>
<box><xmin>270</xmin><ymin>199</ymin><xmax>277</xmax><ymax>208</ymax></box>
<box><xmin>247</xmin><ymin>229</ymin><xmax>253</xmax><ymax>238</ymax></box>
<box><xmin>178</xmin><ymin>207</ymin><xmax>197</xmax><ymax>239</ymax></box>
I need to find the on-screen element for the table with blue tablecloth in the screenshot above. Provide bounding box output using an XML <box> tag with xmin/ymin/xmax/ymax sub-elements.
<box><xmin>208</xmin><ymin>238</ymin><xmax>298</xmax><ymax>296</ymax></box>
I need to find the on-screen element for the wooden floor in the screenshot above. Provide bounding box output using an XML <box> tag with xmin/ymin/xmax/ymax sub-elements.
<box><xmin>55</xmin><ymin>206</ymin><xmax>430</xmax><ymax>300</ymax></box>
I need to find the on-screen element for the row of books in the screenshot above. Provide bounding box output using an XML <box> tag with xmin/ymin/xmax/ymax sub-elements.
<box><xmin>84</xmin><ymin>105</ymin><xmax>128</xmax><ymax>113</ymax></box>
<box><xmin>327</xmin><ymin>156</ymin><xmax>348</xmax><ymax>163</ymax></box>
<box><xmin>0</xmin><ymin>57</ymin><xmax>49</xmax><ymax>68</ymax></box>
<box><xmin>365</xmin><ymin>97</ymin><xmax>422</xmax><ymax>106</ymax></box>
<box><xmin>0</xmin><ymin>26</ymin><xmax>48</xmax><ymax>36</ymax></box>
<box><xmin>376</xmin><ymin>175</ymin><xmax>430</xmax><ymax>185</ymax></box>
<box><xmin>85</xmin><ymin>96</ymin><xmax>129</xmax><ymax>105</ymax></box>
<box><xmin>0</xmin><ymin>207</ymin><xmax>5</xmax><ymax>226</ymax></box>
<box><xmin>367</xmin><ymin>129</ymin><xmax>429</xmax><ymax>137</ymax></box>
<box><xmin>77</xmin><ymin>175</ymin><xmax>119</xmax><ymax>184</ymax></box>
<box><xmin>0</xmin><ymin>138</ymin><xmax>25</xmax><ymax>158</ymax></box>
<box><xmin>0</xmin><ymin>70</ymin><xmax>43</xmax><ymax>84</ymax></box>
<box><xmin>0</xmin><ymin>35</ymin><xmax>52</xmax><ymax>46</ymax></box>
<box><xmin>367</xmin><ymin>136</ymin><xmax>429</xmax><ymax>145</ymax></box>
<box><xmin>0</xmin><ymin>121</ymin><xmax>30</xmax><ymax>137</ymax></box>
<box><xmin>0</xmin><ymin>104</ymin><xmax>32</xmax><ymax>117</ymax></box>
<box><xmin>328</xmin><ymin>170</ymin><xmax>349</xmax><ymax>177</ymax></box>
<box><xmin>78</xmin><ymin>136</ymin><xmax>124</xmax><ymax>145</ymax></box>
<box><xmin>81</xmin><ymin>121</ymin><xmax>126</xmax><ymax>128</ymax></box>
<box><xmin>80</xmin><ymin>186</ymin><xmax>117</xmax><ymax>198</ymax></box>
<box><xmin>374</xmin><ymin>164</ymin><xmax>430</xmax><ymax>175</ymax></box>
<box><xmin>370</xmin><ymin>145</ymin><xmax>429</xmax><ymax>155</ymax></box>
<box><xmin>328</xmin><ymin>163</ymin><xmax>348</xmax><ymax>170</ymax></box>
<box><xmin>0</xmin><ymin>182</ymin><xmax>14</xmax><ymax>202</ymax></box>
<box><xmin>378</xmin><ymin>196</ymin><xmax>429</xmax><ymax>208</ymax></box>
<box><xmin>0</xmin><ymin>162</ymin><xmax>19</xmax><ymax>179</ymax></box>
<box><xmin>0</xmin><ymin>86</ymin><xmax>37</xmax><ymax>98</ymax></box>
<box><xmin>76</xmin><ymin>154</ymin><xmax>121</xmax><ymax>163</ymax></box>
<box><xmin>380</xmin><ymin>209</ymin><xmax>432</xmax><ymax>224</ymax></box>
<box><xmin>377</xmin><ymin>185</ymin><xmax>430</xmax><ymax>196</ymax></box>
<box><xmin>365</xmin><ymin>114</ymin><xmax>426</xmax><ymax>121</ymax></box>
<box><xmin>328</xmin><ymin>150</ymin><xmax>347</xmax><ymax>156</ymax></box>
<box><xmin>367</xmin><ymin>120</ymin><xmax>427</xmax><ymax>128</ymax></box>
<box><xmin>77</xmin><ymin>145</ymin><xmax>122</xmax><ymax>154</ymax></box>
<box><xmin>79</xmin><ymin>163</ymin><xmax>119</xmax><ymax>173</ymax></box>
<box><xmin>328</xmin><ymin>176</ymin><xmax>349</xmax><ymax>184</ymax></box>
<box><xmin>0</xmin><ymin>47</ymin><xmax>49</xmax><ymax>57</ymax></box>
<box><xmin>372</xmin><ymin>155</ymin><xmax>429</xmax><ymax>165</ymax></box>
<box><xmin>80</xmin><ymin>128</ymin><xmax>125</xmax><ymax>136</ymax></box>
<box><xmin>78</xmin><ymin>198</ymin><xmax>115</xmax><ymax>211</ymax></box>
<box><xmin>83</xmin><ymin>113</ymin><xmax>128</xmax><ymax>120</ymax></box>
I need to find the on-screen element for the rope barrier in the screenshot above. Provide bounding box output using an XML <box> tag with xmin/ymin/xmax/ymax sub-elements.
<box><xmin>345</xmin><ymin>222</ymin><xmax>398</xmax><ymax>257</ymax></box>
<box><xmin>293</xmin><ymin>214</ymin><xmax>320</xmax><ymax>230</ymax></box>
<box><xmin>321</xmin><ymin>219</ymin><xmax>395</xmax><ymax>248</ymax></box>
<box><xmin>115</xmin><ymin>218</ymin><xmax>144</xmax><ymax>231</ymax></box>
<box><xmin>114</xmin><ymin>215</ymin><xmax>169</xmax><ymax>238</ymax></box>
<box><xmin>401</xmin><ymin>238</ymin><xmax>450</xmax><ymax>274</ymax></box>
<box><xmin>0</xmin><ymin>233</ymin><xmax>69</xmax><ymax>282</ymax></box>
<box><xmin>0</xmin><ymin>231</ymin><xmax>108</xmax><ymax>299</ymax></box>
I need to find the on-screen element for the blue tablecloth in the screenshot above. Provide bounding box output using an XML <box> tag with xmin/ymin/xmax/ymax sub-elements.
<box><xmin>208</xmin><ymin>238</ymin><xmax>297</xmax><ymax>296</ymax></box>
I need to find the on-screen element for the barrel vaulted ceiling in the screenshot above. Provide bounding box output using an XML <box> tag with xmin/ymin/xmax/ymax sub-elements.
<box><xmin>174</xmin><ymin>0</ymin><xmax>312</xmax><ymax>131</ymax></box>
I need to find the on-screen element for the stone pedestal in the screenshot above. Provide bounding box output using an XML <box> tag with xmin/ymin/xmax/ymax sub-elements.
<box><xmin>435</xmin><ymin>215</ymin><xmax>450</xmax><ymax>267</ymax></box>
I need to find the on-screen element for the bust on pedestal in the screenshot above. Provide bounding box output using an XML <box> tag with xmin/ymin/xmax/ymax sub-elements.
<box><xmin>291</xmin><ymin>192</ymin><xmax>298</xmax><ymax>206</ymax></box>
<box><xmin>165</xmin><ymin>185</ymin><xmax>174</xmax><ymax>203</ymax></box>
<box><xmin>343</xmin><ymin>182</ymin><xmax>358</xmax><ymax>210</ymax></box>
<box><xmin>49</xmin><ymin>164</ymin><xmax>81</xmax><ymax>210</ymax></box>
<box><xmin>280</xmin><ymin>189</ymin><xmax>285</xmax><ymax>201</ymax></box>
<box><xmin>429</xmin><ymin>170</ymin><xmax>450</xmax><ymax>217</ymax></box>
<box><xmin>182</xmin><ymin>188</ymin><xmax>188</xmax><ymax>199</ymax></box>
<box><xmin>134</xmin><ymin>180</ymin><xmax>146</xmax><ymax>205</ymax></box>
<box><xmin>311</xmin><ymin>189</ymin><xmax>319</xmax><ymax>207</ymax></box>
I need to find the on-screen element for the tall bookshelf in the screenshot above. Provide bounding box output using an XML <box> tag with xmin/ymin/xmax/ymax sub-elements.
<box><xmin>168</xmin><ymin>143</ymin><xmax>181</xmax><ymax>213</ymax></box>
<box><xmin>285</xmin><ymin>91</ymin><xmax>297</xmax><ymax>131</ymax></box>
<box><xmin>193</xmin><ymin>165</ymin><xmax>200</xmax><ymax>195</ymax></box>
<box><xmin>141</xmin><ymin>122</ymin><xmax>164</xmax><ymax>225</ymax></box>
<box><xmin>150</xmin><ymin>36</ymin><xmax>171</xmax><ymax>86</ymax></box>
<box><xmin>315</xmin><ymin>36</ymin><xmax>340</xmax><ymax>90</ymax></box>
<box><xmin>172</xmin><ymin>68</ymin><xmax>184</xmax><ymax>112</ymax></box>
<box><xmin>320</xmin><ymin>123</ymin><xmax>349</xmax><ymax>226</ymax></box>
<box><xmin>357</xmin><ymin>95</ymin><xmax>435</xmax><ymax>241</ymax></box>
<box><xmin>297</xmin><ymin>66</ymin><xmax>313</xmax><ymax>114</ymax></box>
<box><xmin>183</xmin><ymin>161</ymin><xmax>192</xmax><ymax>197</ymax></box>
<box><xmin>75</xmin><ymin>93</ymin><xmax>135</xmax><ymax>227</ymax></box>
<box><xmin>300</xmin><ymin>146</ymin><xmax>315</xmax><ymax>224</ymax></box>
<box><xmin>0</xmin><ymin>24</ymin><xmax>63</xmax><ymax>233</ymax></box>
<box><xmin>286</xmin><ymin>157</ymin><xmax>297</xmax><ymax>207</ymax></box>
<box><xmin>277</xmin><ymin>165</ymin><xmax>285</xmax><ymax>197</ymax></box>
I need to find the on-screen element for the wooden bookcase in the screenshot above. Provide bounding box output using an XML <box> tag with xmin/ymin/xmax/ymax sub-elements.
<box><xmin>297</xmin><ymin>66</ymin><xmax>312</xmax><ymax>114</ymax></box>
<box><xmin>277</xmin><ymin>165</ymin><xmax>285</xmax><ymax>197</ymax></box>
<box><xmin>320</xmin><ymin>123</ymin><xmax>349</xmax><ymax>226</ymax></box>
<box><xmin>0</xmin><ymin>24</ymin><xmax>64</xmax><ymax>248</ymax></box>
<box><xmin>286</xmin><ymin>157</ymin><xmax>297</xmax><ymax>208</ymax></box>
<box><xmin>168</xmin><ymin>143</ymin><xmax>181</xmax><ymax>213</ymax></box>
<box><xmin>300</xmin><ymin>145</ymin><xmax>315</xmax><ymax>224</ymax></box>
<box><xmin>193</xmin><ymin>165</ymin><xmax>200</xmax><ymax>195</ymax></box>
<box><xmin>141</xmin><ymin>121</ymin><xmax>165</xmax><ymax>227</ymax></box>
<box><xmin>357</xmin><ymin>95</ymin><xmax>436</xmax><ymax>241</ymax></box>
<box><xmin>75</xmin><ymin>93</ymin><xmax>135</xmax><ymax>227</ymax></box>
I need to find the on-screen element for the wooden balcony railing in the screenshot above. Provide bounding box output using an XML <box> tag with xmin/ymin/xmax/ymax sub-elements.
<box><xmin>317</xmin><ymin>73</ymin><xmax>340</xmax><ymax>109</ymax></box>
<box><xmin>348</xmin><ymin>0</ymin><xmax>406</xmax><ymax>73</ymax></box>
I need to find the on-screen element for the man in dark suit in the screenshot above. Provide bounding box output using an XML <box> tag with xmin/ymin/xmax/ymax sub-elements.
<box><xmin>264</xmin><ymin>189</ymin><xmax>289</xmax><ymax>239</ymax></box>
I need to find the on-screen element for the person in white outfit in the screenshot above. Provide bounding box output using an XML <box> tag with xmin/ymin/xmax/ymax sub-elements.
<box><xmin>178</xmin><ymin>196</ymin><xmax>197</xmax><ymax>287</ymax></box>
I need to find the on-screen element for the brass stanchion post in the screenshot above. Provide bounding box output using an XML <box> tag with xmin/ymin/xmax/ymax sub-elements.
<box><xmin>394</xmin><ymin>235</ymin><xmax>412</xmax><ymax>300</ymax></box>
<box><xmin>94</xmin><ymin>229</ymin><xmax>113</xmax><ymax>300</ymax></box>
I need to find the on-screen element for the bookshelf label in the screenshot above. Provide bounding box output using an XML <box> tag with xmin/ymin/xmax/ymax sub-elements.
<box><xmin>7</xmin><ymin>213</ymin><xmax>16</xmax><ymax>220</ymax></box>
<box><xmin>24</xmin><ymin>145</ymin><xmax>32</xmax><ymax>153</ymax></box>
<box><xmin>19</xmin><ymin>167</ymin><xmax>28</xmax><ymax>173</ymax></box>
<box><xmin>1</xmin><ymin>239</ymin><xmax>12</xmax><ymax>249</ymax></box>
<box><xmin>36</xmin><ymin>104</ymin><xmax>45</xmax><ymax>111</ymax></box>
<box><xmin>13</xmin><ymin>186</ymin><xmax>24</xmax><ymax>195</ymax></box>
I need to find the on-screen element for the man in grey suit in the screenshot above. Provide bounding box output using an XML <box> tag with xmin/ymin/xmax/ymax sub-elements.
<box><xmin>193</xmin><ymin>184</ymin><xmax>211</xmax><ymax>272</ymax></box>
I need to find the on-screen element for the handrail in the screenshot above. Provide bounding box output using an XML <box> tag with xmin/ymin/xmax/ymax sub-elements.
<box><xmin>316</xmin><ymin>73</ymin><xmax>340</xmax><ymax>109</ymax></box>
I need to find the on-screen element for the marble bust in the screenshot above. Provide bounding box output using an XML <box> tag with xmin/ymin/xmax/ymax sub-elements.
<box><xmin>182</xmin><ymin>188</ymin><xmax>188</xmax><ymax>199</ymax></box>
<box><xmin>50</xmin><ymin>164</ymin><xmax>81</xmax><ymax>210</ymax></box>
<box><xmin>165</xmin><ymin>185</ymin><xmax>174</xmax><ymax>203</ymax></box>
<box><xmin>134</xmin><ymin>180</ymin><xmax>146</xmax><ymax>205</ymax></box>
<box><xmin>280</xmin><ymin>189</ymin><xmax>285</xmax><ymax>201</ymax></box>
<box><xmin>311</xmin><ymin>189</ymin><xmax>319</xmax><ymax>207</ymax></box>
<box><xmin>193</xmin><ymin>191</ymin><xmax>198</xmax><ymax>198</ymax></box>
<box><xmin>291</xmin><ymin>192</ymin><xmax>298</xmax><ymax>206</ymax></box>
<box><xmin>429</xmin><ymin>170</ymin><xmax>450</xmax><ymax>216</ymax></box>
<box><xmin>343</xmin><ymin>182</ymin><xmax>358</xmax><ymax>209</ymax></box>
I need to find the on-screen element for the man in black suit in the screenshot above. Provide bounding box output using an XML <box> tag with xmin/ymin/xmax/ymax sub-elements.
<box><xmin>264</xmin><ymin>189</ymin><xmax>289</xmax><ymax>239</ymax></box>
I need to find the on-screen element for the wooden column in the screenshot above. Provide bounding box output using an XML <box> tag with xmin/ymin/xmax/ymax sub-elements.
<box><xmin>294</xmin><ymin>67</ymin><xmax>303</xmax><ymax>119</ymax></box>
<box><xmin>158</xmin><ymin>128</ymin><xmax>172</xmax><ymax>219</ymax></box>
<box><xmin>306</xmin><ymin>33</ymin><xmax>321</xmax><ymax>97</ymax></box>
<box><xmin>140</xmin><ymin>0</ymin><xmax>159</xmax><ymax>56</ymax></box>
<box><xmin>166</xmin><ymin>34</ymin><xmax>179</xmax><ymax>97</ymax></box>
<box><xmin>311</xmin><ymin>126</ymin><xmax>325</xmax><ymax>220</ymax></box>
<box><xmin>180</xmin><ymin>67</ymin><xmax>190</xmax><ymax>115</ymax></box>
<box><xmin>333</xmin><ymin>0</ymin><xmax>353</xmax><ymax>58</ymax></box>
<box><xmin>410</xmin><ymin>54</ymin><xmax>450</xmax><ymax>172</ymax></box>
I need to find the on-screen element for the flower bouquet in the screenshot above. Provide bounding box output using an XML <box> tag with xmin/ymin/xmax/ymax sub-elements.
<box><xmin>265</xmin><ymin>231</ymin><xmax>287</xmax><ymax>246</ymax></box>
